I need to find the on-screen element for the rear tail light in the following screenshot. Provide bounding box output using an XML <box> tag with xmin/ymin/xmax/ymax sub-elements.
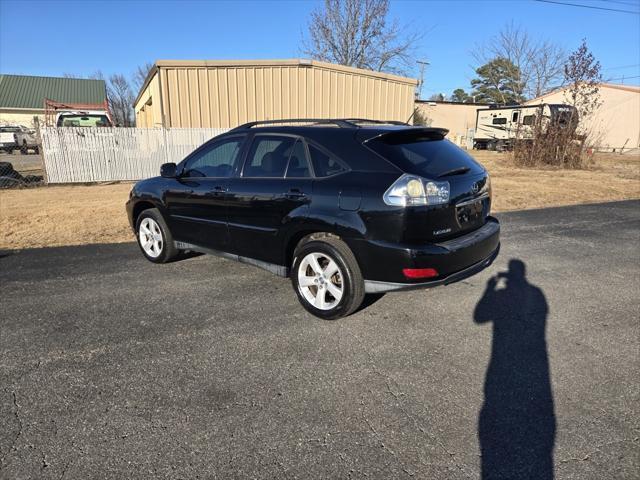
<box><xmin>402</xmin><ymin>268</ymin><xmax>439</xmax><ymax>279</ymax></box>
<box><xmin>383</xmin><ymin>174</ymin><xmax>450</xmax><ymax>207</ymax></box>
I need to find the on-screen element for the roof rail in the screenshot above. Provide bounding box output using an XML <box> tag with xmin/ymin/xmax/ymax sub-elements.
<box><xmin>230</xmin><ymin>118</ymin><xmax>409</xmax><ymax>131</ymax></box>
<box><xmin>341</xmin><ymin>118</ymin><xmax>408</xmax><ymax>126</ymax></box>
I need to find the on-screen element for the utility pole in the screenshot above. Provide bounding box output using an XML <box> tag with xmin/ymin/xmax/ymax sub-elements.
<box><xmin>416</xmin><ymin>60</ymin><xmax>430</xmax><ymax>100</ymax></box>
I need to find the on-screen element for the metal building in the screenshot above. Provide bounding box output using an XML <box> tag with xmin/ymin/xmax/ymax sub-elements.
<box><xmin>0</xmin><ymin>74</ymin><xmax>108</xmax><ymax>128</ymax></box>
<box><xmin>525</xmin><ymin>83</ymin><xmax>640</xmax><ymax>153</ymax></box>
<box><xmin>134</xmin><ymin>59</ymin><xmax>418</xmax><ymax>128</ymax></box>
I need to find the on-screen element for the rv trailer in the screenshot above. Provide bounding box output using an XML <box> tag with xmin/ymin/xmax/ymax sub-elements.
<box><xmin>474</xmin><ymin>103</ymin><xmax>578</xmax><ymax>150</ymax></box>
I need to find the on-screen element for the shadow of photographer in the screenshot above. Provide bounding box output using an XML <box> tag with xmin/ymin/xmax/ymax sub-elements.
<box><xmin>474</xmin><ymin>259</ymin><xmax>556</xmax><ymax>480</ymax></box>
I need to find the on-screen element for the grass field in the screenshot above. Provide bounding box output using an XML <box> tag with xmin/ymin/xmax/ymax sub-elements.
<box><xmin>1</xmin><ymin>152</ymin><xmax>638</xmax><ymax>250</ymax></box>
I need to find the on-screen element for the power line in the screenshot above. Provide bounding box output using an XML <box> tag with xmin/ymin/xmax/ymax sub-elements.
<box><xmin>599</xmin><ymin>0</ymin><xmax>640</xmax><ymax>7</ymax></box>
<box><xmin>603</xmin><ymin>64</ymin><xmax>640</xmax><ymax>71</ymax></box>
<box><xmin>606</xmin><ymin>74</ymin><xmax>640</xmax><ymax>81</ymax></box>
<box><xmin>533</xmin><ymin>0</ymin><xmax>640</xmax><ymax>14</ymax></box>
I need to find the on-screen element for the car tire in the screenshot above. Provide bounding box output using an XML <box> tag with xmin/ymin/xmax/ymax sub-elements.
<box><xmin>135</xmin><ymin>208</ymin><xmax>178</xmax><ymax>264</ymax></box>
<box><xmin>20</xmin><ymin>142</ymin><xmax>27</xmax><ymax>154</ymax></box>
<box><xmin>291</xmin><ymin>237</ymin><xmax>365</xmax><ymax>320</ymax></box>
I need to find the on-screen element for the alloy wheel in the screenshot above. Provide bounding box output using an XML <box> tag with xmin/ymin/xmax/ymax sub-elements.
<box><xmin>297</xmin><ymin>252</ymin><xmax>344</xmax><ymax>310</ymax></box>
<box><xmin>139</xmin><ymin>217</ymin><xmax>163</xmax><ymax>258</ymax></box>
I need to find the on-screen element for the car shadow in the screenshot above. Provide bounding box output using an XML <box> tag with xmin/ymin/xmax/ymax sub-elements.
<box><xmin>474</xmin><ymin>259</ymin><xmax>556</xmax><ymax>480</ymax></box>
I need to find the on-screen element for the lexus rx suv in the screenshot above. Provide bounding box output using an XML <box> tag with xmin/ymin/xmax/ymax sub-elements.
<box><xmin>126</xmin><ymin>119</ymin><xmax>500</xmax><ymax>319</ymax></box>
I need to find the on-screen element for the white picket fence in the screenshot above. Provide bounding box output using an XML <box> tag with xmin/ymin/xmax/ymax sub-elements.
<box><xmin>40</xmin><ymin>127</ymin><xmax>229</xmax><ymax>183</ymax></box>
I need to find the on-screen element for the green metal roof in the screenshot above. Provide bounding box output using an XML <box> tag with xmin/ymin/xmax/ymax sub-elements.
<box><xmin>0</xmin><ymin>74</ymin><xmax>107</xmax><ymax>109</ymax></box>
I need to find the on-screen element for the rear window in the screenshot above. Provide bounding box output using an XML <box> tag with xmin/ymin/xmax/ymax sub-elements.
<box><xmin>366</xmin><ymin>136</ymin><xmax>484</xmax><ymax>178</ymax></box>
<box><xmin>57</xmin><ymin>115</ymin><xmax>111</xmax><ymax>127</ymax></box>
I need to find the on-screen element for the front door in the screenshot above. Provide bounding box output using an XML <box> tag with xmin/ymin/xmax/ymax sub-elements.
<box><xmin>165</xmin><ymin>135</ymin><xmax>246</xmax><ymax>251</ymax></box>
<box><xmin>226</xmin><ymin>134</ymin><xmax>312</xmax><ymax>265</ymax></box>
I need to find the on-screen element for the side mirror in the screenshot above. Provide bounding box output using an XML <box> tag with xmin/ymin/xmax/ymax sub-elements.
<box><xmin>160</xmin><ymin>162</ymin><xmax>177</xmax><ymax>178</ymax></box>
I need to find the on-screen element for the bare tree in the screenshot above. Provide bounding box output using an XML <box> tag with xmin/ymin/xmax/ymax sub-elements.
<box><xmin>108</xmin><ymin>74</ymin><xmax>136</xmax><ymax>127</ymax></box>
<box><xmin>303</xmin><ymin>0</ymin><xmax>421</xmax><ymax>75</ymax></box>
<box><xmin>513</xmin><ymin>40</ymin><xmax>602</xmax><ymax>168</ymax></box>
<box><xmin>132</xmin><ymin>62</ymin><xmax>154</xmax><ymax>92</ymax></box>
<box><xmin>474</xmin><ymin>23</ymin><xmax>566</xmax><ymax>99</ymax></box>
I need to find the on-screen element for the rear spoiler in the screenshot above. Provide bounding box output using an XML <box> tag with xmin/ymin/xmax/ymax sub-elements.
<box><xmin>358</xmin><ymin>127</ymin><xmax>449</xmax><ymax>143</ymax></box>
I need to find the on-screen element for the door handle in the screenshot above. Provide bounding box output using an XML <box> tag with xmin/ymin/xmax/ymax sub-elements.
<box><xmin>284</xmin><ymin>188</ymin><xmax>306</xmax><ymax>199</ymax></box>
<box><xmin>211</xmin><ymin>185</ymin><xmax>226</xmax><ymax>196</ymax></box>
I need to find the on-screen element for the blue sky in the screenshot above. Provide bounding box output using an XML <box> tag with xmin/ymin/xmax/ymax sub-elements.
<box><xmin>1</xmin><ymin>0</ymin><xmax>639</xmax><ymax>98</ymax></box>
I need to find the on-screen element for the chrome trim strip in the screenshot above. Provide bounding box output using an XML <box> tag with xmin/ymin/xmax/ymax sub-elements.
<box><xmin>456</xmin><ymin>192</ymin><xmax>489</xmax><ymax>208</ymax></box>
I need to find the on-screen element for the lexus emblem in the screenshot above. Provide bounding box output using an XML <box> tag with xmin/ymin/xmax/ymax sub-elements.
<box><xmin>471</xmin><ymin>182</ymin><xmax>480</xmax><ymax>194</ymax></box>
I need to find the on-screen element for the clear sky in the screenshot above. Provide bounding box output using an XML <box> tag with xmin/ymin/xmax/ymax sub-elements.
<box><xmin>1</xmin><ymin>0</ymin><xmax>639</xmax><ymax>98</ymax></box>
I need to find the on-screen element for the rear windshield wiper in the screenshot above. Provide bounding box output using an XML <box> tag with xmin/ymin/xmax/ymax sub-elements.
<box><xmin>438</xmin><ymin>166</ymin><xmax>470</xmax><ymax>178</ymax></box>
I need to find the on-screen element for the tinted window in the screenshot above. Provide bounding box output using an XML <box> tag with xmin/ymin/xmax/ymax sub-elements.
<box><xmin>512</xmin><ymin>112</ymin><xmax>519</xmax><ymax>123</ymax></box>
<box><xmin>522</xmin><ymin>115</ymin><xmax>535</xmax><ymax>126</ymax></box>
<box><xmin>309</xmin><ymin>145</ymin><xmax>346</xmax><ymax>177</ymax></box>
<box><xmin>57</xmin><ymin>115</ymin><xmax>110</xmax><ymax>127</ymax></box>
<box><xmin>492</xmin><ymin>117</ymin><xmax>507</xmax><ymax>125</ymax></box>
<box><xmin>285</xmin><ymin>140</ymin><xmax>311</xmax><ymax>178</ymax></box>
<box><xmin>244</xmin><ymin>136</ymin><xmax>296</xmax><ymax>178</ymax></box>
<box><xmin>366</xmin><ymin>136</ymin><xmax>484</xmax><ymax>178</ymax></box>
<box><xmin>184</xmin><ymin>137</ymin><xmax>243</xmax><ymax>177</ymax></box>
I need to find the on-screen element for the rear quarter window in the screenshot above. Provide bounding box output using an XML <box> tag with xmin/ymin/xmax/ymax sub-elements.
<box><xmin>309</xmin><ymin>144</ymin><xmax>347</xmax><ymax>177</ymax></box>
<box><xmin>366</xmin><ymin>136</ymin><xmax>484</xmax><ymax>178</ymax></box>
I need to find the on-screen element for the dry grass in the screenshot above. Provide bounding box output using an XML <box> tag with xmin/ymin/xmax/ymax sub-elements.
<box><xmin>1</xmin><ymin>152</ymin><xmax>638</xmax><ymax>250</ymax></box>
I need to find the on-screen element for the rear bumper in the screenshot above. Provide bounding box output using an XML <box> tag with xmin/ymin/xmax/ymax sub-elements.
<box><xmin>364</xmin><ymin>243</ymin><xmax>499</xmax><ymax>293</ymax></box>
<box><xmin>348</xmin><ymin>216</ymin><xmax>500</xmax><ymax>291</ymax></box>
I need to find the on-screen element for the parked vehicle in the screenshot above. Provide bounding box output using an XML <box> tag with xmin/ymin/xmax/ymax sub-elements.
<box><xmin>126</xmin><ymin>119</ymin><xmax>500</xmax><ymax>319</ymax></box>
<box><xmin>14</xmin><ymin>128</ymin><xmax>39</xmax><ymax>154</ymax></box>
<box><xmin>0</xmin><ymin>125</ymin><xmax>21</xmax><ymax>153</ymax></box>
<box><xmin>474</xmin><ymin>103</ymin><xmax>578</xmax><ymax>151</ymax></box>
<box><xmin>55</xmin><ymin>110</ymin><xmax>113</xmax><ymax>127</ymax></box>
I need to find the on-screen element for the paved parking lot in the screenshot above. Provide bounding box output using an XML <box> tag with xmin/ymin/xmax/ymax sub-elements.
<box><xmin>0</xmin><ymin>151</ymin><xmax>43</xmax><ymax>175</ymax></box>
<box><xmin>1</xmin><ymin>201</ymin><xmax>638</xmax><ymax>479</ymax></box>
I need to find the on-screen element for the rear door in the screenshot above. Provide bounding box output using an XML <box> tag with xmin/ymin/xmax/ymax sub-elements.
<box><xmin>165</xmin><ymin>135</ymin><xmax>246</xmax><ymax>250</ymax></box>
<box><xmin>226</xmin><ymin>134</ymin><xmax>312</xmax><ymax>265</ymax></box>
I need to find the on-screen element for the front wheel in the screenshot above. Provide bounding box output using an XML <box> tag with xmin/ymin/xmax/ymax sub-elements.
<box><xmin>135</xmin><ymin>208</ymin><xmax>178</xmax><ymax>263</ymax></box>
<box><xmin>291</xmin><ymin>237</ymin><xmax>365</xmax><ymax>320</ymax></box>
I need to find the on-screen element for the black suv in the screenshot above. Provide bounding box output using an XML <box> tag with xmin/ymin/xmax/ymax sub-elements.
<box><xmin>126</xmin><ymin>119</ymin><xmax>500</xmax><ymax>319</ymax></box>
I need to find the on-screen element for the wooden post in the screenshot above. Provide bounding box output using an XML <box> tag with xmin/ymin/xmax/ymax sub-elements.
<box><xmin>33</xmin><ymin>116</ymin><xmax>48</xmax><ymax>184</ymax></box>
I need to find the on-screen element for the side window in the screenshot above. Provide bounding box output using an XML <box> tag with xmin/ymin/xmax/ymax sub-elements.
<box><xmin>243</xmin><ymin>135</ymin><xmax>296</xmax><ymax>178</ymax></box>
<box><xmin>522</xmin><ymin>115</ymin><xmax>535</xmax><ymax>126</ymax></box>
<box><xmin>308</xmin><ymin>144</ymin><xmax>346</xmax><ymax>177</ymax></box>
<box><xmin>492</xmin><ymin>117</ymin><xmax>507</xmax><ymax>125</ymax></box>
<box><xmin>285</xmin><ymin>140</ymin><xmax>311</xmax><ymax>178</ymax></box>
<box><xmin>512</xmin><ymin>112</ymin><xmax>519</xmax><ymax>123</ymax></box>
<box><xmin>184</xmin><ymin>137</ymin><xmax>243</xmax><ymax>177</ymax></box>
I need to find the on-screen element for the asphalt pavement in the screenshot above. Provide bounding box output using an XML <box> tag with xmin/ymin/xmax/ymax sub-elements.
<box><xmin>1</xmin><ymin>201</ymin><xmax>638</xmax><ymax>479</ymax></box>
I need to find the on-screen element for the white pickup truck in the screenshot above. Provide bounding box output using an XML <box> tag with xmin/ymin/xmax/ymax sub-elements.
<box><xmin>0</xmin><ymin>125</ymin><xmax>39</xmax><ymax>154</ymax></box>
<box><xmin>0</xmin><ymin>125</ymin><xmax>20</xmax><ymax>153</ymax></box>
<box><xmin>14</xmin><ymin>127</ymin><xmax>39</xmax><ymax>154</ymax></box>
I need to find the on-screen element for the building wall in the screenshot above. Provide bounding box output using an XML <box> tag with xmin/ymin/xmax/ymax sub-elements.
<box><xmin>525</xmin><ymin>84</ymin><xmax>640</xmax><ymax>152</ymax></box>
<box><xmin>135</xmin><ymin>60</ymin><xmax>417</xmax><ymax>128</ymax></box>
<box><xmin>0</xmin><ymin>109</ymin><xmax>44</xmax><ymax>128</ymax></box>
<box><xmin>415</xmin><ymin>102</ymin><xmax>485</xmax><ymax>147</ymax></box>
<box><xmin>135</xmin><ymin>73</ymin><xmax>162</xmax><ymax>127</ymax></box>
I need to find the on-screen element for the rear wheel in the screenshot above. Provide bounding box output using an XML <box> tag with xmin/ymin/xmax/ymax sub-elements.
<box><xmin>135</xmin><ymin>208</ymin><xmax>178</xmax><ymax>263</ymax></box>
<box><xmin>291</xmin><ymin>237</ymin><xmax>364</xmax><ymax>320</ymax></box>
